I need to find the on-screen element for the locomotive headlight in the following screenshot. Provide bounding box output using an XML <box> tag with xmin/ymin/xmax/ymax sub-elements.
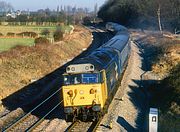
<box><xmin>90</xmin><ymin>89</ymin><xmax>95</xmax><ymax>94</ymax></box>
<box><xmin>90</xmin><ymin>89</ymin><xmax>96</xmax><ymax>94</ymax></box>
<box><xmin>67</xmin><ymin>90</ymin><xmax>73</xmax><ymax>97</ymax></box>
<box><xmin>79</xmin><ymin>90</ymin><xmax>84</xmax><ymax>94</ymax></box>
<box><xmin>64</xmin><ymin>77</ymin><xmax>67</xmax><ymax>81</ymax></box>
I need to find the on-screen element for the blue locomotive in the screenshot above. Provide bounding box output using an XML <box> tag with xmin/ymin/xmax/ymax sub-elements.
<box><xmin>62</xmin><ymin>22</ymin><xmax>131</xmax><ymax>121</ymax></box>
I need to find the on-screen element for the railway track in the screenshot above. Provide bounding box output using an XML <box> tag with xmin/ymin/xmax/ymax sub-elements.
<box><xmin>67</xmin><ymin>117</ymin><xmax>102</xmax><ymax>132</ymax></box>
<box><xmin>3</xmin><ymin>88</ymin><xmax>63</xmax><ymax>132</ymax></box>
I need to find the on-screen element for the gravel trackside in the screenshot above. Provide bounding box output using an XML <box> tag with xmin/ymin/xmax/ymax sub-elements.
<box><xmin>97</xmin><ymin>41</ymin><xmax>148</xmax><ymax>132</ymax></box>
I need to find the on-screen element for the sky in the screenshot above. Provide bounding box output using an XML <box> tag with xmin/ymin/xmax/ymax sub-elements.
<box><xmin>5</xmin><ymin>0</ymin><xmax>107</xmax><ymax>11</ymax></box>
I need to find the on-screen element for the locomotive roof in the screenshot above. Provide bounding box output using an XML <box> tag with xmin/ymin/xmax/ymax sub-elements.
<box><xmin>68</xmin><ymin>47</ymin><xmax>119</xmax><ymax>72</ymax></box>
<box><xmin>65</xmin><ymin>24</ymin><xmax>130</xmax><ymax>74</ymax></box>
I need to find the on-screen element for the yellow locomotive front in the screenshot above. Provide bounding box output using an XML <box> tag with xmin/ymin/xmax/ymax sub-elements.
<box><xmin>62</xmin><ymin>64</ymin><xmax>108</xmax><ymax>121</ymax></box>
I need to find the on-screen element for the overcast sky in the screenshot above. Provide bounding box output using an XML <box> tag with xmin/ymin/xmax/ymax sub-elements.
<box><xmin>5</xmin><ymin>0</ymin><xmax>107</xmax><ymax>11</ymax></box>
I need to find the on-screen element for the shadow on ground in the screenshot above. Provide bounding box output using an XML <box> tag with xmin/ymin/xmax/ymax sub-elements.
<box><xmin>116</xmin><ymin>37</ymin><xmax>160</xmax><ymax>131</ymax></box>
<box><xmin>117</xmin><ymin>116</ymin><xmax>135</xmax><ymax>131</ymax></box>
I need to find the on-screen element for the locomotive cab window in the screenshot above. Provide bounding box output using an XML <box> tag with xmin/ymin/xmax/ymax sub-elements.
<box><xmin>64</xmin><ymin>74</ymin><xmax>81</xmax><ymax>85</ymax></box>
<box><xmin>82</xmin><ymin>73</ymin><xmax>99</xmax><ymax>84</ymax></box>
<box><xmin>63</xmin><ymin>73</ymin><xmax>102</xmax><ymax>85</ymax></box>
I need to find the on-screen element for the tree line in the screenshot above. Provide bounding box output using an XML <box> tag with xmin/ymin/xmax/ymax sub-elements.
<box><xmin>98</xmin><ymin>0</ymin><xmax>180</xmax><ymax>32</ymax></box>
<box><xmin>0</xmin><ymin>1</ymin><xmax>93</xmax><ymax>26</ymax></box>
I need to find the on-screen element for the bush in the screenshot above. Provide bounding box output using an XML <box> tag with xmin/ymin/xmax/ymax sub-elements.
<box><xmin>53</xmin><ymin>29</ymin><xmax>63</xmax><ymax>42</ymax></box>
<box><xmin>16</xmin><ymin>32</ymin><xmax>24</xmax><ymax>37</ymax></box>
<box><xmin>7</xmin><ymin>32</ymin><xmax>15</xmax><ymax>37</ymax></box>
<box><xmin>41</xmin><ymin>29</ymin><xmax>50</xmax><ymax>37</ymax></box>
<box><xmin>34</xmin><ymin>37</ymin><xmax>49</xmax><ymax>44</ymax></box>
<box><xmin>29</xmin><ymin>32</ymin><xmax>38</xmax><ymax>38</ymax></box>
<box><xmin>0</xmin><ymin>33</ymin><xmax>3</xmax><ymax>36</ymax></box>
<box><xmin>16</xmin><ymin>32</ymin><xmax>38</xmax><ymax>38</ymax></box>
<box><xmin>83</xmin><ymin>16</ymin><xmax>92</xmax><ymax>25</ymax></box>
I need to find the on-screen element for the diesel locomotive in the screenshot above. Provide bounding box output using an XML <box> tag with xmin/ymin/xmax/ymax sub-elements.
<box><xmin>62</xmin><ymin>22</ymin><xmax>131</xmax><ymax>121</ymax></box>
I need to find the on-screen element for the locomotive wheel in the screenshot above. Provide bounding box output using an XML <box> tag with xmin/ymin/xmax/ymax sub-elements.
<box><xmin>65</xmin><ymin>114</ymin><xmax>74</xmax><ymax>122</ymax></box>
<box><xmin>82</xmin><ymin>114</ymin><xmax>87</xmax><ymax>121</ymax></box>
<box><xmin>103</xmin><ymin>106</ymin><xmax>108</xmax><ymax>115</ymax></box>
<box><xmin>95</xmin><ymin>112</ymin><xmax>101</xmax><ymax>121</ymax></box>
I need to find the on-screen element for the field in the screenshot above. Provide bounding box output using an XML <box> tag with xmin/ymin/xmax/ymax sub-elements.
<box><xmin>0</xmin><ymin>25</ymin><xmax>72</xmax><ymax>35</ymax></box>
<box><xmin>0</xmin><ymin>38</ymin><xmax>34</xmax><ymax>52</ymax></box>
<box><xmin>0</xmin><ymin>26</ymin><xmax>55</xmax><ymax>35</ymax></box>
<box><xmin>0</xmin><ymin>25</ymin><xmax>72</xmax><ymax>52</ymax></box>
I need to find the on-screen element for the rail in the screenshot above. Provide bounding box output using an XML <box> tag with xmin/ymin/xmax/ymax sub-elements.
<box><xmin>67</xmin><ymin>117</ymin><xmax>102</xmax><ymax>132</ymax></box>
<box><xmin>26</xmin><ymin>101</ymin><xmax>63</xmax><ymax>132</ymax></box>
<box><xmin>3</xmin><ymin>88</ymin><xmax>62</xmax><ymax>132</ymax></box>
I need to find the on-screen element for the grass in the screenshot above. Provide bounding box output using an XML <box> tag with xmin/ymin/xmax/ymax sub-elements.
<box><xmin>0</xmin><ymin>25</ymin><xmax>56</xmax><ymax>35</ymax></box>
<box><xmin>0</xmin><ymin>38</ymin><xmax>35</xmax><ymax>52</ymax></box>
<box><xmin>0</xmin><ymin>25</ymin><xmax>73</xmax><ymax>52</ymax></box>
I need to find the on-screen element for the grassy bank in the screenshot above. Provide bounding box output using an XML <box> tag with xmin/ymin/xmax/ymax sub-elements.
<box><xmin>150</xmin><ymin>64</ymin><xmax>180</xmax><ymax>131</ymax></box>
<box><xmin>143</xmin><ymin>35</ymin><xmax>180</xmax><ymax>131</ymax></box>
<box><xmin>0</xmin><ymin>38</ymin><xmax>34</xmax><ymax>52</ymax></box>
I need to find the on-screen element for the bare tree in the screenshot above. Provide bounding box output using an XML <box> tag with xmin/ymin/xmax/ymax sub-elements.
<box><xmin>0</xmin><ymin>1</ymin><xmax>13</xmax><ymax>13</ymax></box>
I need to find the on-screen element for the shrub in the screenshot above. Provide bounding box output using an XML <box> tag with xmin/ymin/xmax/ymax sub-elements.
<box><xmin>34</xmin><ymin>37</ymin><xmax>49</xmax><ymax>44</ymax></box>
<box><xmin>16</xmin><ymin>32</ymin><xmax>38</xmax><ymax>38</ymax></box>
<box><xmin>16</xmin><ymin>32</ymin><xmax>24</xmax><ymax>37</ymax></box>
<box><xmin>0</xmin><ymin>33</ymin><xmax>3</xmax><ymax>36</ymax></box>
<box><xmin>7</xmin><ymin>32</ymin><xmax>15</xmax><ymax>37</ymax></box>
<box><xmin>41</xmin><ymin>29</ymin><xmax>50</xmax><ymax>37</ymax></box>
<box><xmin>29</xmin><ymin>32</ymin><xmax>38</xmax><ymax>38</ymax></box>
<box><xmin>83</xmin><ymin>16</ymin><xmax>92</xmax><ymax>25</ymax></box>
<box><xmin>53</xmin><ymin>29</ymin><xmax>63</xmax><ymax>42</ymax></box>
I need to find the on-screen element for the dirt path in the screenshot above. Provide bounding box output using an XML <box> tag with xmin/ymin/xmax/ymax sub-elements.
<box><xmin>97</xmin><ymin>41</ymin><xmax>148</xmax><ymax>131</ymax></box>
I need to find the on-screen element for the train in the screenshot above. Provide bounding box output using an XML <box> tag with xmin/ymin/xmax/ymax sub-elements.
<box><xmin>62</xmin><ymin>22</ymin><xmax>131</xmax><ymax>121</ymax></box>
<box><xmin>106</xmin><ymin>22</ymin><xmax>127</xmax><ymax>32</ymax></box>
